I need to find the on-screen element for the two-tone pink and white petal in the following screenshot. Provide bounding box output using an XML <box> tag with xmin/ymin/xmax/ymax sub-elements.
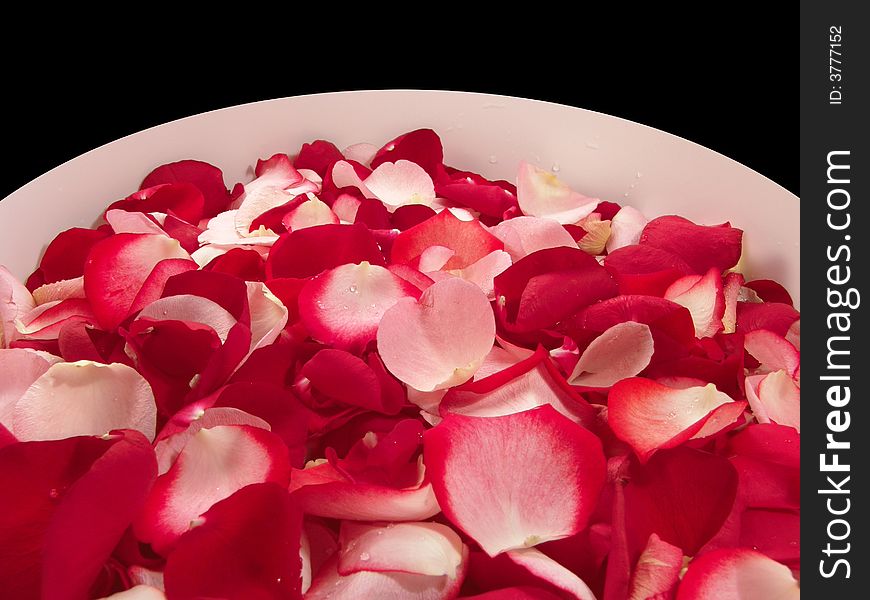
<box><xmin>136</xmin><ymin>295</ymin><xmax>237</xmax><ymax>343</ymax></box>
<box><xmin>664</xmin><ymin>268</ymin><xmax>725</xmax><ymax>338</ymax></box>
<box><xmin>135</xmin><ymin>424</ymin><xmax>291</xmax><ymax>554</ymax></box>
<box><xmin>343</xmin><ymin>142</ymin><xmax>379</xmax><ymax>167</ymax></box>
<box><xmin>299</xmin><ymin>262</ymin><xmax>420</xmax><ymax>352</ymax></box>
<box><xmin>490</xmin><ymin>216</ymin><xmax>577</xmax><ymax>262</ymax></box>
<box><xmin>676</xmin><ymin>549</ymin><xmax>800</xmax><ymax>600</ymax></box>
<box><xmin>282</xmin><ymin>196</ymin><xmax>339</xmax><ymax>231</ymax></box>
<box><xmin>83</xmin><ymin>233</ymin><xmax>192</xmax><ymax>330</ymax></box>
<box><xmin>0</xmin><ymin>348</ymin><xmax>59</xmax><ymax>431</ymax></box>
<box><xmin>31</xmin><ymin>276</ymin><xmax>86</xmax><ymax>306</ymax></box>
<box><xmin>1</xmin><ymin>265</ymin><xmax>35</xmax><ymax>348</ymax></box>
<box><xmin>12</xmin><ymin>361</ymin><xmax>156</xmax><ymax>441</ymax></box>
<box><xmin>449</xmin><ymin>250</ymin><xmax>513</xmax><ymax>300</ymax></box>
<box><xmin>503</xmin><ymin>548</ymin><xmax>596</xmax><ymax>600</ymax></box>
<box><xmin>744</xmin><ymin>329</ymin><xmax>800</xmax><ymax>377</ymax></box>
<box><xmin>365</xmin><ymin>160</ymin><xmax>437</xmax><ymax>209</ymax></box>
<box><xmin>516</xmin><ymin>162</ymin><xmax>599</xmax><ymax>224</ymax></box>
<box><xmin>98</xmin><ymin>586</ymin><xmax>166</xmax><ymax>600</ymax></box>
<box><xmin>440</xmin><ymin>347</ymin><xmax>596</xmax><ymax>427</ymax></box>
<box><xmin>338</xmin><ymin>521</ymin><xmax>466</xmax><ymax>579</ymax></box>
<box><xmin>721</xmin><ymin>272</ymin><xmax>744</xmax><ymax>334</ymax></box>
<box><xmin>244</xmin><ymin>282</ymin><xmax>288</xmax><ymax>353</ymax></box>
<box><xmin>568</xmin><ymin>321</ymin><xmax>655</xmax><ymax>388</ymax></box>
<box><xmin>105</xmin><ymin>209</ymin><xmax>167</xmax><ymax>236</ymax></box>
<box><xmin>198</xmin><ymin>210</ymin><xmax>279</xmax><ymax>247</ymax></box>
<box><xmin>425</xmin><ymin>405</ymin><xmax>606</xmax><ymax>556</ymax></box>
<box><xmin>745</xmin><ymin>370</ymin><xmax>800</xmax><ymax>432</ymax></box>
<box><xmin>378</xmin><ymin>278</ymin><xmax>495</xmax><ymax>391</ymax></box>
<box><xmin>628</xmin><ymin>534</ymin><xmax>683</xmax><ymax>600</ymax></box>
<box><xmin>606</xmin><ymin>206</ymin><xmax>649</xmax><ymax>253</ymax></box>
<box><xmin>608</xmin><ymin>378</ymin><xmax>747</xmax><ymax>463</ymax></box>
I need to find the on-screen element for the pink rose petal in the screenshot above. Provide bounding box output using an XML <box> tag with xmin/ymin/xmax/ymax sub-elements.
<box><xmin>425</xmin><ymin>405</ymin><xmax>606</xmax><ymax>556</ymax></box>
<box><xmin>504</xmin><ymin>548</ymin><xmax>597</xmax><ymax>600</ymax></box>
<box><xmin>12</xmin><ymin>361</ymin><xmax>156</xmax><ymax>442</ymax></box>
<box><xmin>1</xmin><ymin>265</ymin><xmax>36</xmax><ymax>348</ymax></box>
<box><xmin>606</xmin><ymin>206</ymin><xmax>649</xmax><ymax>253</ymax></box>
<box><xmin>516</xmin><ymin>162</ymin><xmax>599</xmax><ymax>224</ymax></box>
<box><xmin>377</xmin><ymin>277</ymin><xmax>496</xmax><ymax>392</ymax></box>
<box><xmin>365</xmin><ymin>159</ymin><xmax>437</xmax><ymax>208</ymax></box>
<box><xmin>0</xmin><ymin>348</ymin><xmax>58</xmax><ymax>434</ymax></box>
<box><xmin>628</xmin><ymin>533</ymin><xmax>683</xmax><ymax>600</ymax></box>
<box><xmin>490</xmin><ymin>216</ymin><xmax>577</xmax><ymax>261</ymax></box>
<box><xmin>744</xmin><ymin>329</ymin><xmax>800</xmax><ymax>376</ymax></box>
<box><xmin>337</xmin><ymin>521</ymin><xmax>466</xmax><ymax>578</ymax></box>
<box><xmin>568</xmin><ymin>321</ymin><xmax>655</xmax><ymax>388</ymax></box>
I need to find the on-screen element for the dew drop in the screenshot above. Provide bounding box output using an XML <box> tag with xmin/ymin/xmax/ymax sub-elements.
<box><xmin>341</xmin><ymin>304</ymin><xmax>349</xmax><ymax>311</ymax></box>
<box><xmin>387</xmin><ymin>523</ymin><xmax>396</xmax><ymax>529</ymax></box>
<box><xmin>551</xmin><ymin>163</ymin><xmax>561</xmax><ymax>172</ymax></box>
<box><xmin>359</xmin><ymin>552</ymin><xmax>371</xmax><ymax>561</ymax></box>
<box><xmin>48</xmin><ymin>488</ymin><xmax>60</xmax><ymax>500</ymax></box>
<box><xmin>488</xmin><ymin>155</ymin><xmax>498</xmax><ymax>164</ymax></box>
<box><xmin>376</xmin><ymin>530</ymin><xmax>384</xmax><ymax>536</ymax></box>
<box><xmin>636</xmin><ymin>171</ymin><xmax>643</xmax><ymax>178</ymax></box>
<box><xmin>623</xmin><ymin>192</ymin><xmax>630</xmax><ymax>198</ymax></box>
<box><xmin>348</xmin><ymin>284</ymin><xmax>358</xmax><ymax>294</ymax></box>
<box><xmin>629</xmin><ymin>183</ymin><xmax>636</xmax><ymax>189</ymax></box>
<box><xmin>666</xmin><ymin>411</ymin><xmax>677</xmax><ymax>420</ymax></box>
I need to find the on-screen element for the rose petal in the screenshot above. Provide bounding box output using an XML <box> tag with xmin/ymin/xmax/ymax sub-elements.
<box><xmin>135</xmin><ymin>425</ymin><xmax>291</xmax><ymax>554</ymax></box>
<box><xmin>747</xmin><ymin>370</ymin><xmax>800</xmax><ymax>431</ymax></box>
<box><xmin>31</xmin><ymin>276</ymin><xmax>86</xmax><ymax>306</ymax></box>
<box><xmin>503</xmin><ymin>548</ymin><xmax>597</xmax><ymax>600</ymax></box>
<box><xmin>0</xmin><ymin>348</ymin><xmax>59</xmax><ymax>430</ymax></box>
<box><xmin>440</xmin><ymin>346</ymin><xmax>596</xmax><ymax>427</ymax></box>
<box><xmin>105</xmin><ymin>209</ymin><xmax>167</xmax><ymax>236</ymax></box>
<box><xmin>628</xmin><ymin>534</ymin><xmax>683</xmax><ymax>600</ymax></box>
<box><xmin>163</xmin><ymin>483</ymin><xmax>303</xmax><ymax>600</ymax></box>
<box><xmin>370</xmin><ymin>129</ymin><xmax>446</xmax><ymax>182</ymax></box>
<box><xmin>295</xmin><ymin>139</ymin><xmax>344</xmax><ymax>176</ymax></box>
<box><xmin>603</xmin><ymin>245</ymin><xmax>695</xmax><ymax>297</ymax></box>
<box><xmin>640</xmin><ymin>216</ymin><xmax>743</xmax><ymax>274</ymax></box>
<box><xmin>141</xmin><ymin>160</ymin><xmax>229</xmax><ymax>218</ymax></box>
<box><xmin>490</xmin><ymin>216</ymin><xmax>577</xmax><ymax>262</ymax></box>
<box><xmin>744</xmin><ymin>329</ymin><xmax>800</xmax><ymax>376</ymax></box>
<box><xmin>664</xmin><ymin>268</ymin><xmax>726</xmax><ymax>338</ymax></box>
<box><xmin>1</xmin><ymin>265</ymin><xmax>36</xmax><ymax>348</ymax></box>
<box><xmin>12</xmin><ymin>361</ymin><xmax>156</xmax><ymax>442</ymax></box>
<box><xmin>0</xmin><ymin>431</ymin><xmax>156</xmax><ymax>600</ymax></box>
<box><xmin>721</xmin><ymin>272</ymin><xmax>744</xmax><ymax>334</ymax></box>
<box><xmin>365</xmin><ymin>160</ymin><xmax>437</xmax><ymax>208</ymax></box>
<box><xmin>299</xmin><ymin>261</ymin><xmax>420</xmax><ymax>352</ymax></box>
<box><xmin>99</xmin><ymin>585</ymin><xmax>166</xmax><ymax>600</ymax></box>
<box><xmin>266</xmin><ymin>223</ymin><xmax>385</xmax><ymax>279</ymax></box>
<box><xmin>743</xmin><ymin>279</ymin><xmax>794</xmax><ymax>306</ymax></box>
<box><xmin>25</xmin><ymin>227</ymin><xmax>111</xmax><ymax>289</ymax></box>
<box><xmin>736</xmin><ymin>302</ymin><xmax>800</xmax><ymax>336</ymax></box>
<box><xmin>83</xmin><ymin>234</ymin><xmax>192</xmax><ymax>330</ymax></box>
<box><xmin>378</xmin><ymin>278</ymin><xmax>495</xmax><ymax>392</ymax></box>
<box><xmin>338</xmin><ymin>521</ymin><xmax>466</xmax><ymax>578</ymax></box>
<box><xmin>137</xmin><ymin>294</ymin><xmax>237</xmax><ymax>343</ymax></box>
<box><xmin>392</xmin><ymin>209</ymin><xmax>504</xmax><ymax>271</ymax></box>
<box><xmin>676</xmin><ymin>549</ymin><xmax>799</xmax><ymax>600</ymax></box>
<box><xmin>516</xmin><ymin>162</ymin><xmax>599</xmax><ymax>224</ymax></box>
<box><xmin>606</xmin><ymin>206</ymin><xmax>649</xmax><ymax>253</ymax></box>
<box><xmin>608</xmin><ymin>378</ymin><xmax>746</xmax><ymax>463</ymax></box>
<box><xmin>425</xmin><ymin>405</ymin><xmax>606</xmax><ymax>556</ymax></box>
<box><xmin>569</xmin><ymin>322</ymin><xmax>654</xmax><ymax>387</ymax></box>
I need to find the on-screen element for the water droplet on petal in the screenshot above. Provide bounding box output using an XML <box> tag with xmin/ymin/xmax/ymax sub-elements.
<box><xmin>348</xmin><ymin>285</ymin><xmax>358</xmax><ymax>293</ymax></box>
<box><xmin>551</xmin><ymin>163</ymin><xmax>560</xmax><ymax>172</ymax></box>
<box><xmin>667</xmin><ymin>411</ymin><xmax>677</xmax><ymax>419</ymax></box>
<box><xmin>488</xmin><ymin>155</ymin><xmax>498</xmax><ymax>164</ymax></box>
<box><xmin>359</xmin><ymin>552</ymin><xmax>371</xmax><ymax>561</ymax></box>
<box><xmin>48</xmin><ymin>488</ymin><xmax>60</xmax><ymax>500</ymax></box>
<box><xmin>636</xmin><ymin>171</ymin><xmax>643</xmax><ymax>178</ymax></box>
<box><xmin>341</xmin><ymin>305</ymin><xmax>349</xmax><ymax>310</ymax></box>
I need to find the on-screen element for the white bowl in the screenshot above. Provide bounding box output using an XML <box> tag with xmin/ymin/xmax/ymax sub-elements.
<box><xmin>0</xmin><ymin>90</ymin><xmax>799</xmax><ymax>304</ymax></box>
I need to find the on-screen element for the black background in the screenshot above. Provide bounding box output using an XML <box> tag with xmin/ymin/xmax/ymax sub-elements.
<box><xmin>1</xmin><ymin>18</ymin><xmax>795</xmax><ymax>199</ymax></box>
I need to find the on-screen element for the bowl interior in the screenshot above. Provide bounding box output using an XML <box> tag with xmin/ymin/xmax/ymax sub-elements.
<box><xmin>0</xmin><ymin>90</ymin><xmax>799</xmax><ymax>304</ymax></box>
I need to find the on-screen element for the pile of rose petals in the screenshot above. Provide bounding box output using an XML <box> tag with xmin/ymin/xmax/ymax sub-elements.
<box><xmin>0</xmin><ymin>129</ymin><xmax>800</xmax><ymax>600</ymax></box>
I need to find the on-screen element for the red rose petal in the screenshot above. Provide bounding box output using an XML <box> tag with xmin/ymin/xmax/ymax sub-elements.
<box><xmin>639</xmin><ymin>216</ymin><xmax>743</xmax><ymax>274</ymax></box>
<box><xmin>370</xmin><ymin>128</ymin><xmax>446</xmax><ymax>183</ymax></box>
<box><xmin>603</xmin><ymin>244</ymin><xmax>694</xmax><ymax>297</ymax></box>
<box><xmin>163</xmin><ymin>483</ymin><xmax>303</xmax><ymax>600</ymax></box>
<box><xmin>294</xmin><ymin>139</ymin><xmax>344</xmax><ymax>177</ymax></box>
<box><xmin>0</xmin><ymin>431</ymin><xmax>156</xmax><ymax>600</ymax></box>
<box><xmin>736</xmin><ymin>302</ymin><xmax>800</xmax><ymax>337</ymax></box>
<box><xmin>266</xmin><ymin>223</ymin><xmax>386</xmax><ymax>279</ymax></box>
<box><xmin>425</xmin><ymin>405</ymin><xmax>606</xmax><ymax>556</ymax></box>
<box><xmin>25</xmin><ymin>227</ymin><xmax>111</xmax><ymax>290</ymax></box>
<box><xmin>299</xmin><ymin>261</ymin><xmax>420</xmax><ymax>352</ymax></box>
<box><xmin>377</xmin><ymin>277</ymin><xmax>496</xmax><ymax>392</ymax></box>
<box><xmin>744</xmin><ymin>329</ymin><xmax>800</xmax><ymax>376</ymax></box>
<box><xmin>436</xmin><ymin>179</ymin><xmax>519</xmax><ymax>219</ymax></box>
<box><xmin>743</xmin><ymin>279</ymin><xmax>794</xmax><ymax>306</ymax></box>
<box><xmin>495</xmin><ymin>247</ymin><xmax>617</xmax><ymax>333</ymax></box>
<box><xmin>203</xmin><ymin>248</ymin><xmax>266</xmax><ymax>281</ymax></box>
<box><xmin>608</xmin><ymin>378</ymin><xmax>746</xmax><ymax>463</ymax></box>
<box><xmin>108</xmin><ymin>182</ymin><xmax>205</xmax><ymax>225</ymax></box>
<box><xmin>625</xmin><ymin>447</ymin><xmax>737</xmax><ymax>557</ymax></box>
<box><xmin>675</xmin><ymin>549</ymin><xmax>799</xmax><ymax>600</ymax></box>
<box><xmin>141</xmin><ymin>159</ymin><xmax>230</xmax><ymax>218</ymax></box>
